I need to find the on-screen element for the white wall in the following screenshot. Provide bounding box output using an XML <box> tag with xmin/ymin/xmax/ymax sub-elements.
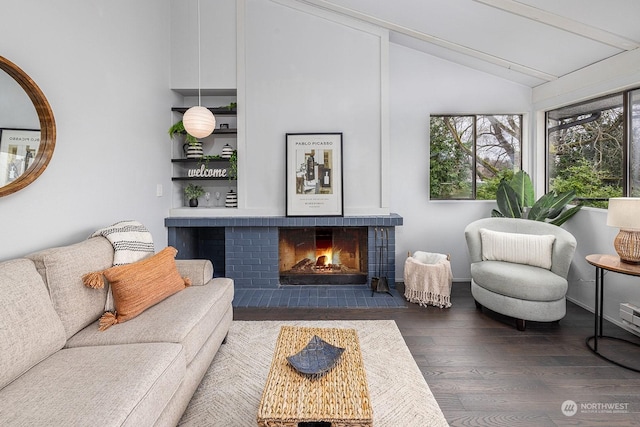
<box><xmin>532</xmin><ymin>51</ymin><xmax>640</xmax><ymax>333</ymax></box>
<box><xmin>389</xmin><ymin>43</ymin><xmax>532</xmax><ymax>280</ymax></box>
<box><xmin>171</xmin><ymin>0</ymin><xmax>237</xmax><ymax>91</ymax></box>
<box><xmin>562</xmin><ymin>208</ymin><xmax>640</xmax><ymax>334</ymax></box>
<box><xmin>562</xmin><ymin>209</ymin><xmax>628</xmax><ymax>316</ymax></box>
<box><xmin>0</xmin><ymin>0</ymin><xmax>176</xmax><ymax>260</ymax></box>
<box><xmin>238</xmin><ymin>0</ymin><xmax>532</xmax><ymax>281</ymax></box>
<box><xmin>241</xmin><ymin>0</ymin><xmax>389</xmax><ymax>215</ymax></box>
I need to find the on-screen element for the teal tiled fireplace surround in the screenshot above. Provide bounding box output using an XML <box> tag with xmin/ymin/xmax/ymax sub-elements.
<box><xmin>165</xmin><ymin>215</ymin><xmax>405</xmax><ymax>308</ymax></box>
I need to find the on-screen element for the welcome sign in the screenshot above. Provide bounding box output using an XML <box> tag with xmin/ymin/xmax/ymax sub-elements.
<box><xmin>186</xmin><ymin>164</ymin><xmax>229</xmax><ymax>178</ymax></box>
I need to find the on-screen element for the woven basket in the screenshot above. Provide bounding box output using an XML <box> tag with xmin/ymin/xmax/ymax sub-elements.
<box><xmin>257</xmin><ymin>326</ymin><xmax>373</xmax><ymax>427</ymax></box>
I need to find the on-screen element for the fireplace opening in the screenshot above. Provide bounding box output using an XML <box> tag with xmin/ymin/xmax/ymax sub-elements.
<box><xmin>279</xmin><ymin>227</ymin><xmax>368</xmax><ymax>285</ymax></box>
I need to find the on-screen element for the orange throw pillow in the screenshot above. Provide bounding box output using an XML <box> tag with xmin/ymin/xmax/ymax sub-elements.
<box><xmin>98</xmin><ymin>246</ymin><xmax>191</xmax><ymax>330</ymax></box>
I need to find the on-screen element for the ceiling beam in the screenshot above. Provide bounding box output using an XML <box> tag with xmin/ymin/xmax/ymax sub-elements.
<box><xmin>474</xmin><ymin>0</ymin><xmax>639</xmax><ymax>50</ymax></box>
<box><xmin>293</xmin><ymin>0</ymin><xmax>557</xmax><ymax>82</ymax></box>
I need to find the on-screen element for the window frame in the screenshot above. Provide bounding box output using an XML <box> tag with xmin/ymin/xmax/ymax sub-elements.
<box><xmin>544</xmin><ymin>87</ymin><xmax>640</xmax><ymax>205</ymax></box>
<box><xmin>429</xmin><ymin>113</ymin><xmax>524</xmax><ymax>201</ymax></box>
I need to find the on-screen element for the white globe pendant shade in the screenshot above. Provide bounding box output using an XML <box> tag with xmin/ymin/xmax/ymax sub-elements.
<box><xmin>183</xmin><ymin>106</ymin><xmax>216</xmax><ymax>139</ymax></box>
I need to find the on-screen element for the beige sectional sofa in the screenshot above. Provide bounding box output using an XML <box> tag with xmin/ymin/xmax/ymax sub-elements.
<box><xmin>0</xmin><ymin>236</ymin><xmax>234</xmax><ymax>426</ymax></box>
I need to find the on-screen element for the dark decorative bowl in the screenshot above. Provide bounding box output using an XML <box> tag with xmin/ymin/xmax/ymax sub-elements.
<box><xmin>287</xmin><ymin>335</ymin><xmax>345</xmax><ymax>375</ymax></box>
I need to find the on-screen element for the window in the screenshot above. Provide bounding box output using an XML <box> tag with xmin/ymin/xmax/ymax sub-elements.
<box><xmin>429</xmin><ymin>114</ymin><xmax>522</xmax><ymax>200</ymax></box>
<box><xmin>546</xmin><ymin>88</ymin><xmax>640</xmax><ymax>208</ymax></box>
<box><xmin>630</xmin><ymin>90</ymin><xmax>640</xmax><ymax>196</ymax></box>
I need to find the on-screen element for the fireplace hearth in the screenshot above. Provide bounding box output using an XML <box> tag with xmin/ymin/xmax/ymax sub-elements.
<box><xmin>279</xmin><ymin>227</ymin><xmax>368</xmax><ymax>285</ymax></box>
<box><xmin>165</xmin><ymin>214</ymin><xmax>403</xmax><ymax>298</ymax></box>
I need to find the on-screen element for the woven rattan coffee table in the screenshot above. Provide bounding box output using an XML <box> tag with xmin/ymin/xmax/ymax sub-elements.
<box><xmin>257</xmin><ymin>326</ymin><xmax>373</xmax><ymax>427</ymax></box>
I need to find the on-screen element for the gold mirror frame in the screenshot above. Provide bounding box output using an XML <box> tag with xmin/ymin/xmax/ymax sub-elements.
<box><xmin>0</xmin><ymin>55</ymin><xmax>56</xmax><ymax>197</ymax></box>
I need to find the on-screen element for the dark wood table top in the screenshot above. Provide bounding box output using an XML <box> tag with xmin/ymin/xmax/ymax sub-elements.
<box><xmin>586</xmin><ymin>254</ymin><xmax>640</xmax><ymax>277</ymax></box>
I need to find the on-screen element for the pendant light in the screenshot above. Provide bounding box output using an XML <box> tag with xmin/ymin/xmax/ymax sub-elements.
<box><xmin>183</xmin><ymin>0</ymin><xmax>215</xmax><ymax>139</ymax></box>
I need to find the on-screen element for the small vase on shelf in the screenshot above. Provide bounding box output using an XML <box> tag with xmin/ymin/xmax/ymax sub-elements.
<box><xmin>221</xmin><ymin>144</ymin><xmax>233</xmax><ymax>159</ymax></box>
<box><xmin>183</xmin><ymin>142</ymin><xmax>204</xmax><ymax>159</ymax></box>
<box><xmin>225</xmin><ymin>189</ymin><xmax>238</xmax><ymax>208</ymax></box>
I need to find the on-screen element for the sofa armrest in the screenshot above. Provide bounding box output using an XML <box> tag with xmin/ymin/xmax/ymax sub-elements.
<box><xmin>175</xmin><ymin>259</ymin><xmax>214</xmax><ymax>286</ymax></box>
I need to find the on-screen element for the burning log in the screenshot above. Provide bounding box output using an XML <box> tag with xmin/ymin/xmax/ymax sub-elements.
<box><xmin>291</xmin><ymin>258</ymin><xmax>314</xmax><ymax>271</ymax></box>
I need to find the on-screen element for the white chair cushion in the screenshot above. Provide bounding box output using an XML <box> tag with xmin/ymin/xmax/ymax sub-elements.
<box><xmin>479</xmin><ymin>228</ymin><xmax>555</xmax><ymax>270</ymax></box>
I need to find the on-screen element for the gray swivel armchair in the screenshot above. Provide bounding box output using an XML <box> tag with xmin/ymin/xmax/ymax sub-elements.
<box><xmin>465</xmin><ymin>217</ymin><xmax>577</xmax><ymax>331</ymax></box>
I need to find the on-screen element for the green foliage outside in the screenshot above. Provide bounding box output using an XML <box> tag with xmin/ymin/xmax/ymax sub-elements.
<box><xmin>476</xmin><ymin>169</ymin><xmax>514</xmax><ymax>200</ymax></box>
<box><xmin>429</xmin><ymin>116</ymin><xmax>473</xmax><ymax>199</ymax></box>
<box><xmin>551</xmin><ymin>159</ymin><xmax>621</xmax><ymax>208</ymax></box>
<box><xmin>429</xmin><ymin>115</ymin><xmax>521</xmax><ymax>200</ymax></box>
<box><xmin>430</xmin><ymin>98</ymin><xmax>635</xmax><ymax>207</ymax></box>
<box><xmin>547</xmin><ymin>102</ymin><xmax>624</xmax><ymax>208</ymax></box>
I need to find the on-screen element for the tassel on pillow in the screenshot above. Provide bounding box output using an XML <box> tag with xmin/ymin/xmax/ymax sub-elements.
<box><xmin>99</xmin><ymin>312</ymin><xmax>118</xmax><ymax>331</ymax></box>
<box><xmin>82</xmin><ymin>271</ymin><xmax>106</xmax><ymax>289</ymax></box>
<box><xmin>97</xmin><ymin>275</ymin><xmax>189</xmax><ymax>331</ymax></box>
<box><xmin>93</xmin><ymin>247</ymin><xmax>191</xmax><ymax>331</ymax></box>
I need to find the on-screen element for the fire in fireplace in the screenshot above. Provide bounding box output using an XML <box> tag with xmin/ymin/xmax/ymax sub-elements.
<box><xmin>279</xmin><ymin>227</ymin><xmax>368</xmax><ymax>285</ymax></box>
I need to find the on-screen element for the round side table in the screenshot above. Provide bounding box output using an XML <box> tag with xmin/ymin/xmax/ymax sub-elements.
<box><xmin>585</xmin><ymin>254</ymin><xmax>640</xmax><ymax>372</ymax></box>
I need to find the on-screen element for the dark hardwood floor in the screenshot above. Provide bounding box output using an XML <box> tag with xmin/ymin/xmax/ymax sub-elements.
<box><xmin>235</xmin><ymin>282</ymin><xmax>640</xmax><ymax>427</ymax></box>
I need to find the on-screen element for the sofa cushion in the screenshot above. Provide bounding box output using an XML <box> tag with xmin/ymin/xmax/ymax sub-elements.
<box><xmin>0</xmin><ymin>343</ymin><xmax>184</xmax><ymax>427</ymax></box>
<box><xmin>471</xmin><ymin>260</ymin><xmax>568</xmax><ymax>301</ymax></box>
<box><xmin>97</xmin><ymin>246</ymin><xmax>190</xmax><ymax>330</ymax></box>
<box><xmin>67</xmin><ymin>277</ymin><xmax>234</xmax><ymax>365</ymax></box>
<box><xmin>27</xmin><ymin>237</ymin><xmax>114</xmax><ymax>339</ymax></box>
<box><xmin>480</xmin><ymin>228</ymin><xmax>556</xmax><ymax>270</ymax></box>
<box><xmin>0</xmin><ymin>259</ymin><xmax>67</xmax><ymax>389</ymax></box>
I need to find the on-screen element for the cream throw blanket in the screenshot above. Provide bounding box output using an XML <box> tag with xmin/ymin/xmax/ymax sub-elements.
<box><xmin>403</xmin><ymin>251</ymin><xmax>452</xmax><ymax>308</ymax></box>
<box><xmin>90</xmin><ymin>220</ymin><xmax>154</xmax><ymax>266</ymax></box>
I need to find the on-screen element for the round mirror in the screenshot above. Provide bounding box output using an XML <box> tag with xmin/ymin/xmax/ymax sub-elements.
<box><xmin>0</xmin><ymin>55</ymin><xmax>56</xmax><ymax>197</ymax></box>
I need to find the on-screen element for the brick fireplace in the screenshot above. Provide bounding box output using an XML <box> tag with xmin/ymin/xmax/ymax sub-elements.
<box><xmin>165</xmin><ymin>214</ymin><xmax>403</xmax><ymax>296</ymax></box>
<box><xmin>279</xmin><ymin>227</ymin><xmax>368</xmax><ymax>285</ymax></box>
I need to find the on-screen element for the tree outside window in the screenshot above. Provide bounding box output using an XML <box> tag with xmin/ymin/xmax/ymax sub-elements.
<box><xmin>630</xmin><ymin>89</ymin><xmax>640</xmax><ymax>197</ymax></box>
<box><xmin>547</xmin><ymin>88</ymin><xmax>640</xmax><ymax>208</ymax></box>
<box><xmin>546</xmin><ymin>92</ymin><xmax>638</xmax><ymax>208</ymax></box>
<box><xmin>429</xmin><ymin>114</ymin><xmax>522</xmax><ymax>200</ymax></box>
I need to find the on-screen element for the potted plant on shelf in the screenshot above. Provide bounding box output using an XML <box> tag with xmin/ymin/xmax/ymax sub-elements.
<box><xmin>221</xmin><ymin>150</ymin><xmax>238</xmax><ymax>208</ymax></box>
<box><xmin>185</xmin><ymin>183</ymin><xmax>205</xmax><ymax>207</ymax></box>
<box><xmin>168</xmin><ymin>120</ymin><xmax>202</xmax><ymax>159</ymax></box>
<box><xmin>228</xmin><ymin>150</ymin><xmax>237</xmax><ymax>180</ymax></box>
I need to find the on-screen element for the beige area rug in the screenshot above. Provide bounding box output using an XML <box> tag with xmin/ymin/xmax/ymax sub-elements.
<box><xmin>179</xmin><ymin>320</ymin><xmax>449</xmax><ymax>426</ymax></box>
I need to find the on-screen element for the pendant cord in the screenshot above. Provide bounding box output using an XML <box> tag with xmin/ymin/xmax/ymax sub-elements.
<box><xmin>197</xmin><ymin>0</ymin><xmax>201</xmax><ymax>107</ymax></box>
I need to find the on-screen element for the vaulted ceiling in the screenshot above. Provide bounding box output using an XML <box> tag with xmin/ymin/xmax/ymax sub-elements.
<box><xmin>296</xmin><ymin>0</ymin><xmax>640</xmax><ymax>87</ymax></box>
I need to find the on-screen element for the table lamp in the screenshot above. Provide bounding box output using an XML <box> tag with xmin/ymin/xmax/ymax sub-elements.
<box><xmin>607</xmin><ymin>197</ymin><xmax>640</xmax><ymax>264</ymax></box>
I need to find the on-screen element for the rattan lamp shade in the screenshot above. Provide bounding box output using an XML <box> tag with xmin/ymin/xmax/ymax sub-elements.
<box><xmin>183</xmin><ymin>106</ymin><xmax>215</xmax><ymax>139</ymax></box>
<box><xmin>607</xmin><ymin>197</ymin><xmax>640</xmax><ymax>264</ymax></box>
